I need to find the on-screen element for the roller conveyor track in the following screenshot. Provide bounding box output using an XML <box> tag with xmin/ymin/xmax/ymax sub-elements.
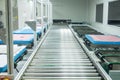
<box><xmin>22</xmin><ymin>25</ymin><xmax>102</xmax><ymax>80</ymax></box>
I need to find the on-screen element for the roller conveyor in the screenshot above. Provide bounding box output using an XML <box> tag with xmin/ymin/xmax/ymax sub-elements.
<box><xmin>21</xmin><ymin>25</ymin><xmax>102</xmax><ymax>80</ymax></box>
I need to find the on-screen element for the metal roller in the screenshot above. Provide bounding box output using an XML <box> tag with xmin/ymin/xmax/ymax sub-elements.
<box><xmin>28</xmin><ymin>66</ymin><xmax>96</xmax><ymax>69</ymax></box>
<box><xmin>26</xmin><ymin>69</ymin><xmax>97</xmax><ymax>73</ymax></box>
<box><xmin>24</xmin><ymin>73</ymin><xmax>99</xmax><ymax>77</ymax></box>
<box><xmin>31</xmin><ymin>59</ymin><xmax>89</xmax><ymax>62</ymax></box>
<box><xmin>30</xmin><ymin>63</ymin><xmax>93</xmax><ymax>66</ymax></box>
<box><xmin>22</xmin><ymin>77</ymin><xmax>101</xmax><ymax>80</ymax></box>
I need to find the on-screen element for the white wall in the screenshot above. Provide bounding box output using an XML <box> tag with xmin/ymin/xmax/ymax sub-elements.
<box><xmin>87</xmin><ymin>0</ymin><xmax>120</xmax><ymax>35</ymax></box>
<box><xmin>0</xmin><ymin>0</ymin><xmax>6</xmax><ymax>28</ymax></box>
<box><xmin>18</xmin><ymin>0</ymin><xmax>34</xmax><ymax>29</ymax></box>
<box><xmin>51</xmin><ymin>0</ymin><xmax>88</xmax><ymax>22</ymax></box>
<box><xmin>0</xmin><ymin>0</ymin><xmax>19</xmax><ymax>30</ymax></box>
<box><xmin>37</xmin><ymin>3</ymin><xmax>41</xmax><ymax>17</ymax></box>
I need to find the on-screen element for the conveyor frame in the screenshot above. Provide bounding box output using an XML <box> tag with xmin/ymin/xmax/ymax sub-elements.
<box><xmin>15</xmin><ymin>25</ymin><xmax>112</xmax><ymax>80</ymax></box>
<box><xmin>15</xmin><ymin>27</ymin><xmax>50</xmax><ymax>80</ymax></box>
<box><xmin>69</xmin><ymin>24</ymin><xmax>112</xmax><ymax>80</ymax></box>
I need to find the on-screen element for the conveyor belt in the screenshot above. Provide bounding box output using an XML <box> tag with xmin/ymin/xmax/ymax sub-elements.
<box><xmin>21</xmin><ymin>25</ymin><xmax>102</xmax><ymax>80</ymax></box>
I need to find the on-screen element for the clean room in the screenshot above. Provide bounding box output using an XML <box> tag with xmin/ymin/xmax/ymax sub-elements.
<box><xmin>0</xmin><ymin>0</ymin><xmax>120</xmax><ymax>80</ymax></box>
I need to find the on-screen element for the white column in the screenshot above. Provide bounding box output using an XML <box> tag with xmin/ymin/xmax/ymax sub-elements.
<box><xmin>33</xmin><ymin>0</ymin><xmax>37</xmax><ymax>47</ymax></box>
<box><xmin>5</xmin><ymin>0</ymin><xmax>14</xmax><ymax>78</ymax></box>
<box><xmin>50</xmin><ymin>2</ymin><xmax>53</xmax><ymax>24</ymax></box>
<box><xmin>103</xmin><ymin>1</ymin><xmax>108</xmax><ymax>25</ymax></box>
<box><xmin>41</xmin><ymin>0</ymin><xmax>44</xmax><ymax>35</ymax></box>
<box><xmin>48</xmin><ymin>1</ymin><xmax>50</xmax><ymax>25</ymax></box>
